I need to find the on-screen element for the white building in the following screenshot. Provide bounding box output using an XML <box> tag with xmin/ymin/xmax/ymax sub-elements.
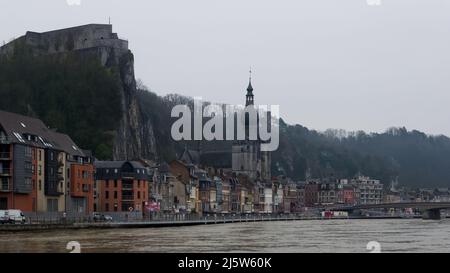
<box><xmin>351</xmin><ymin>176</ymin><xmax>383</xmax><ymax>205</ymax></box>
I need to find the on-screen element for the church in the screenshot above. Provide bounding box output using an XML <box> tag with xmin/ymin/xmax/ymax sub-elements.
<box><xmin>178</xmin><ymin>76</ymin><xmax>272</xmax><ymax>182</ymax></box>
<box><xmin>231</xmin><ymin>76</ymin><xmax>271</xmax><ymax>182</ymax></box>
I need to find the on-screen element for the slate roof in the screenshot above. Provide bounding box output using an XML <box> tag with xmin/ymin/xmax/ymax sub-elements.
<box><xmin>0</xmin><ymin>110</ymin><xmax>85</xmax><ymax>156</ymax></box>
<box><xmin>94</xmin><ymin>160</ymin><xmax>146</xmax><ymax>169</ymax></box>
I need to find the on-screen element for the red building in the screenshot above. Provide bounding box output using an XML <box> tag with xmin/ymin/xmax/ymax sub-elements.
<box><xmin>94</xmin><ymin>161</ymin><xmax>150</xmax><ymax>213</ymax></box>
<box><xmin>304</xmin><ymin>181</ymin><xmax>319</xmax><ymax>207</ymax></box>
<box><xmin>342</xmin><ymin>184</ymin><xmax>355</xmax><ymax>205</ymax></box>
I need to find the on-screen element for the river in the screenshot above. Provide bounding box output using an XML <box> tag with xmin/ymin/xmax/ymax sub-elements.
<box><xmin>1</xmin><ymin>219</ymin><xmax>450</xmax><ymax>253</ymax></box>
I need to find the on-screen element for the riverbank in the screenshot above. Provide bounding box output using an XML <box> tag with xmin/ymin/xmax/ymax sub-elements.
<box><xmin>0</xmin><ymin>215</ymin><xmax>419</xmax><ymax>232</ymax></box>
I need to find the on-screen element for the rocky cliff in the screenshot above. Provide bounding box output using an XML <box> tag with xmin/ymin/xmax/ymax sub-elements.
<box><xmin>0</xmin><ymin>24</ymin><xmax>158</xmax><ymax>161</ymax></box>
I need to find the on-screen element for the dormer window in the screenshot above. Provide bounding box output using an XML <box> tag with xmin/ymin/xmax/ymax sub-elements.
<box><xmin>13</xmin><ymin>132</ymin><xmax>25</xmax><ymax>143</ymax></box>
<box><xmin>20</xmin><ymin>122</ymin><xmax>26</xmax><ymax>128</ymax></box>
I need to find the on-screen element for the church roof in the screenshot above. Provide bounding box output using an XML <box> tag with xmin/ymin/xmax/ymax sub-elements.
<box><xmin>247</xmin><ymin>81</ymin><xmax>254</xmax><ymax>95</ymax></box>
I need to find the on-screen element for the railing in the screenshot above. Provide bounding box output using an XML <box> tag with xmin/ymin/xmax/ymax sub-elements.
<box><xmin>14</xmin><ymin>212</ymin><xmax>318</xmax><ymax>226</ymax></box>
<box><xmin>122</xmin><ymin>195</ymin><xmax>134</xmax><ymax>201</ymax></box>
<box><xmin>121</xmin><ymin>172</ymin><xmax>136</xmax><ymax>178</ymax></box>
<box><xmin>0</xmin><ymin>152</ymin><xmax>11</xmax><ymax>159</ymax></box>
<box><xmin>0</xmin><ymin>179</ymin><xmax>10</xmax><ymax>192</ymax></box>
<box><xmin>0</xmin><ymin>136</ymin><xmax>11</xmax><ymax>144</ymax></box>
<box><xmin>0</xmin><ymin>168</ymin><xmax>12</xmax><ymax>176</ymax></box>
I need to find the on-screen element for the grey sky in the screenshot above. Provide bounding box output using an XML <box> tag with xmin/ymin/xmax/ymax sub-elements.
<box><xmin>1</xmin><ymin>0</ymin><xmax>450</xmax><ymax>136</ymax></box>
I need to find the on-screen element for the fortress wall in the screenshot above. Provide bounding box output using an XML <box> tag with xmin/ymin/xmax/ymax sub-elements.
<box><xmin>1</xmin><ymin>24</ymin><xmax>128</xmax><ymax>56</ymax></box>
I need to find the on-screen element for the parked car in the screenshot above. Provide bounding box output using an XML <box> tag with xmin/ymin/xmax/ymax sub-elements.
<box><xmin>0</xmin><ymin>210</ymin><xmax>26</xmax><ymax>224</ymax></box>
<box><xmin>92</xmin><ymin>213</ymin><xmax>113</xmax><ymax>222</ymax></box>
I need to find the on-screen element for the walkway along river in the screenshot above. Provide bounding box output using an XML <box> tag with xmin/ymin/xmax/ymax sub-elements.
<box><xmin>0</xmin><ymin>214</ymin><xmax>414</xmax><ymax>231</ymax></box>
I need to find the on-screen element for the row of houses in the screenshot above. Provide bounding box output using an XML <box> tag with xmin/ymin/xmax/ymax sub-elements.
<box><xmin>0</xmin><ymin>110</ymin><xmax>385</xmax><ymax>216</ymax></box>
<box><xmin>384</xmin><ymin>187</ymin><xmax>450</xmax><ymax>203</ymax></box>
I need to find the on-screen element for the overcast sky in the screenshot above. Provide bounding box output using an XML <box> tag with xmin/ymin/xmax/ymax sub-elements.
<box><xmin>1</xmin><ymin>0</ymin><xmax>450</xmax><ymax>136</ymax></box>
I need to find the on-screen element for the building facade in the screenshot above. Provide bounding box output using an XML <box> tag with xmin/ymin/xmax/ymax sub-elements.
<box><xmin>95</xmin><ymin>161</ymin><xmax>149</xmax><ymax>213</ymax></box>
<box><xmin>0</xmin><ymin>110</ymin><xmax>94</xmax><ymax>214</ymax></box>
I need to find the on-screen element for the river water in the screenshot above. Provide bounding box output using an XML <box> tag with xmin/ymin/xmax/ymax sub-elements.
<box><xmin>1</xmin><ymin>219</ymin><xmax>450</xmax><ymax>253</ymax></box>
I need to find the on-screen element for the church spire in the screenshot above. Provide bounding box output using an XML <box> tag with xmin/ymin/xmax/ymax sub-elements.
<box><xmin>246</xmin><ymin>68</ymin><xmax>254</xmax><ymax>106</ymax></box>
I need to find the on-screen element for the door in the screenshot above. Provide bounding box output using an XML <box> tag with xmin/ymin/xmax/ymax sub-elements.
<box><xmin>0</xmin><ymin>197</ymin><xmax>7</xmax><ymax>210</ymax></box>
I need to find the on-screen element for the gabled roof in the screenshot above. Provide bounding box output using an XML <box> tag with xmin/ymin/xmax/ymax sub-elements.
<box><xmin>179</xmin><ymin>147</ymin><xmax>200</xmax><ymax>165</ymax></box>
<box><xmin>0</xmin><ymin>110</ymin><xmax>85</xmax><ymax>156</ymax></box>
<box><xmin>50</xmin><ymin>131</ymin><xmax>85</xmax><ymax>157</ymax></box>
<box><xmin>0</xmin><ymin>110</ymin><xmax>53</xmax><ymax>147</ymax></box>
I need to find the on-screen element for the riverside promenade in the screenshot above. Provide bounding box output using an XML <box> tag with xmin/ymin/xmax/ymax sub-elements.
<box><xmin>0</xmin><ymin>214</ymin><xmax>410</xmax><ymax>232</ymax></box>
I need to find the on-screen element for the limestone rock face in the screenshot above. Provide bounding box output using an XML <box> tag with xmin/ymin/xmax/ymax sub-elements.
<box><xmin>113</xmin><ymin>51</ymin><xmax>157</xmax><ymax>160</ymax></box>
<box><xmin>0</xmin><ymin>24</ymin><xmax>159</xmax><ymax>161</ymax></box>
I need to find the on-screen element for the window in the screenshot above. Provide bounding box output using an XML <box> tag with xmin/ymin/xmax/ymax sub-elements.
<box><xmin>38</xmin><ymin>180</ymin><xmax>42</xmax><ymax>191</ymax></box>
<box><xmin>38</xmin><ymin>150</ymin><xmax>42</xmax><ymax>161</ymax></box>
<box><xmin>138</xmin><ymin>191</ymin><xmax>141</xmax><ymax>199</ymax></box>
<box><xmin>38</xmin><ymin>165</ymin><xmax>42</xmax><ymax>176</ymax></box>
<box><xmin>105</xmin><ymin>191</ymin><xmax>109</xmax><ymax>199</ymax></box>
<box><xmin>114</xmin><ymin>191</ymin><xmax>118</xmax><ymax>199</ymax></box>
<box><xmin>138</xmin><ymin>180</ymin><xmax>141</xmax><ymax>188</ymax></box>
<box><xmin>25</xmin><ymin>146</ymin><xmax>32</xmax><ymax>157</ymax></box>
<box><xmin>114</xmin><ymin>180</ymin><xmax>118</xmax><ymax>188</ymax></box>
<box><xmin>114</xmin><ymin>169</ymin><xmax>118</xmax><ymax>174</ymax></box>
<box><xmin>50</xmin><ymin>152</ymin><xmax>53</xmax><ymax>161</ymax></box>
<box><xmin>106</xmin><ymin>180</ymin><xmax>109</xmax><ymax>188</ymax></box>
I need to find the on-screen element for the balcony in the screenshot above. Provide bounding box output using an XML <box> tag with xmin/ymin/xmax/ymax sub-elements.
<box><xmin>0</xmin><ymin>178</ymin><xmax>10</xmax><ymax>192</ymax></box>
<box><xmin>0</xmin><ymin>136</ymin><xmax>11</xmax><ymax>144</ymax></box>
<box><xmin>121</xmin><ymin>172</ymin><xmax>136</xmax><ymax>179</ymax></box>
<box><xmin>0</xmin><ymin>168</ymin><xmax>12</xmax><ymax>177</ymax></box>
<box><xmin>44</xmin><ymin>182</ymin><xmax>64</xmax><ymax>196</ymax></box>
<box><xmin>122</xmin><ymin>194</ymin><xmax>134</xmax><ymax>201</ymax></box>
<box><xmin>0</xmin><ymin>152</ymin><xmax>11</xmax><ymax>160</ymax></box>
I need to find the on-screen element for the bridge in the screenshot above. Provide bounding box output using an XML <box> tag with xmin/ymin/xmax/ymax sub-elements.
<box><xmin>326</xmin><ymin>202</ymin><xmax>450</xmax><ymax>220</ymax></box>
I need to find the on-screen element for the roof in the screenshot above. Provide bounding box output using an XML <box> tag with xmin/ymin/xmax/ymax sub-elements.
<box><xmin>179</xmin><ymin>148</ymin><xmax>200</xmax><ymax>165</ymax></box>
<box><xmin>247</xmin><ymin>80</ymin><xmax>254</xmax><ymax>93</ymax></box>
<box><xmin>159</xmin><ymin>162</ymin><xmax>170</xmax><ymax>173</ymax></box>
<box><xmin>94</xmin><ymin>160</ymin><xmax>145</xmax><ymax>169</ymax></box>
<box><xmin>0</xmin><ymin>110</ymin><xmax>84</xmax><ymax>156</ymax></box>
<box><xmin>50</xmin><ymin>131</ymin><xmax>85</xmax><ymax>157</ymax></box>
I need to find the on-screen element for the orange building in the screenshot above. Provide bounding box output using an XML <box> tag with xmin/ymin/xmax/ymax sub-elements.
<box><xmin>69</xmin><ymin>164</ymin><xmax>94</xmax><ymax>213</ymax></box>
<box><xmin>95</xmin><ymin>161</ymin><xmax>150</xmax><ymax>213</ymax></box>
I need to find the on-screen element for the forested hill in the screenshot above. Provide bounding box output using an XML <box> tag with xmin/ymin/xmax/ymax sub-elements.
<box><xmin>274</xmin><ymin>123</ymin><xmax>450</xmax><ymax>188</ymax></box>
<box><xmin>135</xmin><ymin>89</ymin><xmax>450</xmax><ymax>188</ymax></box>
<box><xmin>1</xmin><ymin>44</ymin><xmax>450</xmax><ymax>188</ymax></box>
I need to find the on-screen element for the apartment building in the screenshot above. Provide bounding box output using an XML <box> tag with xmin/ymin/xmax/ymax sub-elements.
<box><xmin>0</xmin><ymin>110</ymin><xmax>93</xmax><ymax>213</ymax></box>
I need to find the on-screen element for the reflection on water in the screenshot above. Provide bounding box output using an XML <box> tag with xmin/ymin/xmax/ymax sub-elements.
<box><xmin>1</xmin><ymin>219</ymin><xmax>450</xmax><ymax>253</ymax></box>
